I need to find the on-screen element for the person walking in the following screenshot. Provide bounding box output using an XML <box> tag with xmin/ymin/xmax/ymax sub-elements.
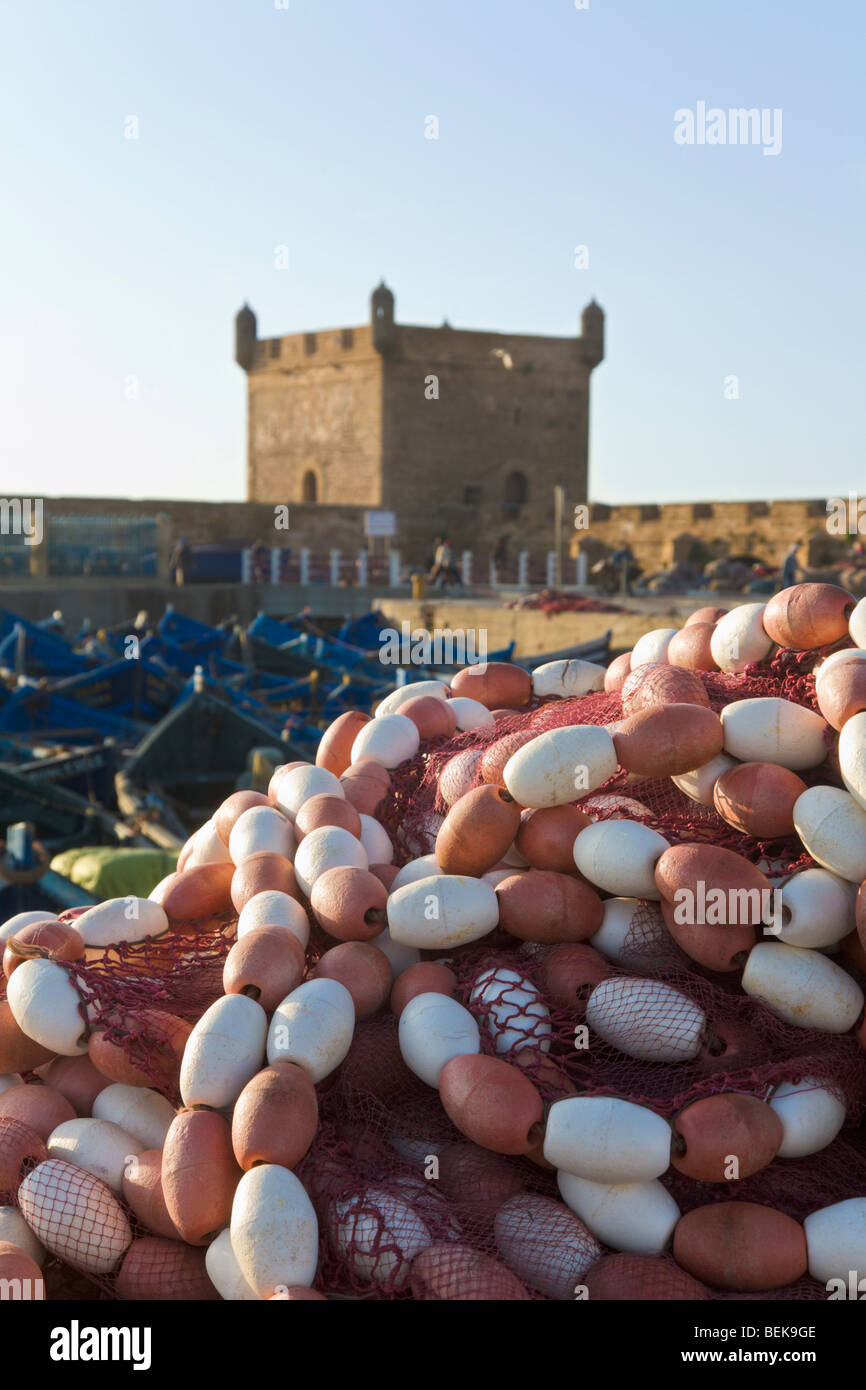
<box><xmin>170</xmin><ymin>537</ymin><xmax>191</xmax><ymax>586</ymax></box>
<box><xmin>429</xmin><ymin>537</ymin><xmax>453</xmax><ymax>589</ymax></box>
<box><xmin>780</xmin><ymin>540</ymin><xmax>801</xmax><ymax>590</ymax></box>
<box><xmin>610</xmin><ymin>544</ymin><xmax>636</xmax><ymax>597</ymax></box>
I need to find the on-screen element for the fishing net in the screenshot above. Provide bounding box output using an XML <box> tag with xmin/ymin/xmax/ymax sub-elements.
<box><xmin>3</xmin><ymin>639</ymin><xmax>866</xmax><ymax>1300</ymax></box>
<box><xmin>16</xmin><ymin>1158</ymin><xmax>132</xmax><ymax>1275</ymax></box>
<box><xmin>113</xmin><ymin>1236</ymin><xmax>218</xmax><ymax>1300</ymax></box>
<box><xmin>505</xmin><ymin>590</ymin><xmax>628</xmax><ymax>617</ymax></box>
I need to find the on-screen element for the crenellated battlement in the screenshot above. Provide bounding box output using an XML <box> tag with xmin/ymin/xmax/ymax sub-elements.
<box><xmin>575</xmin><ymin>498</ymin><xmax>841</xmax><ymax>571</ymax></box>
<box><xmin>249</xmin><ymin>323</ymin><xmax>377</xmax><ymax>371</ymax></box>
<box><xmin>236</xmin><ymin>281</ymin><xmax>605</xmax><ymax>548</ymax></box>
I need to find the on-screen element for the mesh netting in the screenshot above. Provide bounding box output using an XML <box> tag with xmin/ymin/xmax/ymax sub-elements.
<box><xmin>115</xmin><ymin>1236</ymin><xmax>218</xmax><ymax>1300</ymax></box>
<box><xmin>64</xmin><ymin>917</ymin><xmax>237</xmax><ymax>1103</ymax></box>
<box><xmin>378</xmin><ymin>646</ymin><xmax>843</xmax><ymax>876</ymax></box>
<box><xmin>17</xmin><ymin>1158</ymin><xmax>132</xmax><ymax>1275</ymax></box>
<box><xmin>2</xmin><ymin>639</ymin><xmax>865</xmax><ymax>1300</ymax></box>
<box><xmin>505</xmin><ymin>590</ymin><xmax>628</xmax><ymax>616</ymax></box>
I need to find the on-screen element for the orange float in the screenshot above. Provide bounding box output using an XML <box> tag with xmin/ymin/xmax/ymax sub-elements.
<box><xmin>313</xmin><ymin>942</ymin><xmax>392</xmax><ymax>1018</ymax></box>
<box><xmin>438</xmin><ymin>1054</ymin><xmax>543</xmax><ymax>1156</ymax></box>
<box><xmin>435</xmin><ymin>785</ymin><xmax>522</xmax><ymax>876</ymax></box>
<box><xmin>294</xmin><ymin>793</ymin><xmax>362</xmax><ymax>841</ymax></box>
<box><xmin>310</xmin><ymin>865</ymin><xmax>389</xmax><ymax>941</ymax></box>
<box><xmin>449</xmin><ymin>663</ymin><xmax>532</xmax><ymax>710</ymax></box>
<box><xmin>672</xmin><ymin>1201</ymin><xmax>807</xmax><ymax>1291</ymax></box>
<box><xmin>162</xmin><ymin>1108</ymin><xmax>241</xmax><ymax>1246</ymax></box>
<box><xmin>316</xmin><ymin>711</ymin><xmax>372</xmax><ymax>777</ymax></box>
<box><xmin>231</xmin><ymin>1063</ymin><xmax>318</xmax><ymax>1171</ymax></box>
<box><xmin>613</xmin><ymin>704</ymin><xmax>724</xmax><ymax>777</ymax></box>
<box><xmin>666</xmin><ymin>622</ymin><xmax>717</xmax><ymax>671</ymax></box>
<box><xmin>762</xmin><ymin>583</ymin><xmax>856</xmax><ymax>650</ymax></box>
<box><xmin>495</xmin><ymin>870</ymin><xmax>603</xmax><ymax>944</ymax></box>
<box><xmin>214</xmin><ymin>791</ymin><xmax>271</xmax><ymax>845</ymax></box>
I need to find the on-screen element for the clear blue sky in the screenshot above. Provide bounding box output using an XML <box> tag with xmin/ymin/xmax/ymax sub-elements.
<box><xmin>1</xmin><ymin>0</ymin><xmax>863</xmax><ymax>505</ymax></box>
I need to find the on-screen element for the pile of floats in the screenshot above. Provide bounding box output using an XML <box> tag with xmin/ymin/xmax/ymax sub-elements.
<box><xmin>1</xmin><ymin>583</ymin><xmax>866</xmax><ymax>1300</ymax></box>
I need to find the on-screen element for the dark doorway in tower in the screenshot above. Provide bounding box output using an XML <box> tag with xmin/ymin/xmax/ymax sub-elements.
<box><xmin>503</xmin><ymin>470</ymin><xmax>528</xmax><ymax>519</ymax></box>
<box><xmin>302</xmin><ymin>471</ymin><xmax>318</xmax><ymax>503</ymax></box>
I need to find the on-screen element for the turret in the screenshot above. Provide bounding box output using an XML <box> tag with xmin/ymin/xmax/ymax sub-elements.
<box><xmin>579</xmin><ymin>299</ymin><xmax>604</xmax><ymax>369</ymax></box>
<box><xmin>371</xmin><ymin>281</ymin><xmax>395</xmax><ymax>354</ymax></box>
<box><xmin>235</xmin><ymin>303</ymin><xmax>258</xmax><ymax>371</ymax></box>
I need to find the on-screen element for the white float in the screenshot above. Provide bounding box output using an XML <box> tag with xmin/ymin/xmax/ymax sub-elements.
<box><xmin>329</xmin><ymin>1186</ymin><xmax>431</xmax><ymax>1289</ymax></box>
<box><xmin>293</xmin><ymin>825</ymin><xmax>368</xmax><ymax>897</ymax></box>
<box><xmin>792</xmin><ymin>786</ymin><xmax>866</xmax><ymax>882</ymax></box>
<box><xmin>447</xmin><ymin>697</ymin><xmax>496</xmax><ymax>732</ymax></box>
<box><xmin>46</xmin><ymin>1118</ymin><xmax>143</xmax><ymax>1195</ymax></box>
<box><xmin>469</xmin><ymin>965</ymin><xmax>552</xmax><ymax>1055</ymax></box>
<box><xmin>72</xmin><ymin>897</ymin><xmax>169</xmax><ymax>948</ymax></box>
<box><xmin>672</xmin><ymin>753</ymin><xmax>737</xmax><ymax>807</ymax></box>
<box><xmin>350</xmin><ymin>714</ymin><xmax>420</xmax><ymax>768</ymax></box>
<box><xmin>92</xmin><ymin>1084</ymin><xmax>176</xmax><ymax>1151</ymax></box>
<box><xmin>573</xmin><ymin>819</ymin><xmax>669</xmax><ymax>899</ymax></box>
<box><xmin>375</xmin><ymin>682</ymin><xmax>449</xmax><ymax>718</ymax></box>
<box><xmin>6</xmin><ymin>958</ymin><xmax>91</xmax><ymax>1056</ymax></box>
<box><xmin>720</xmin><ymin>697</ymin><xmax>828</xmax><ymax>771</ymax></box>
<box><xmin>586</xmin><ymin>975</ymin><xmax>706</xmax><ymax>1062</ymax></box>
<box><xmin>775</xmin><ymin>868</ymin><xmax>855</xmax><ymax>949</ymax></box>
<box><xmin>531</xmin><ymin>659</ymin><xmax>606</xmax><ymax>700</ymax></box>
<box><xmin>543</xmin><ymin>1096</ymin><xmax>672</xmax><ymax>1184</ymax></box>
<box><xmin>397</xmin><ymin>993</ymin><xmax>481</xmax><ymax>1087</ymax></box>
<box><xmin>17</xmin><ymin>1158</ymin><xmax>131</xmax><ymax>1274</ymax></box>
<box><xmin>387</xmin><ymin>875</ymin><xmax>499</xmax><ymax>950</ymax></box>
<box><xmin>180</xmin><ymin>994</ymin><xmax>267</xmax><ymax>1108</ymax></box>
<box><xmin>275</xmin><ymin>765</ymin><xmax>344</xmax><ymax>820</ymax></box>
<box><xmin>266</xmin><ymin>978</ymin><xmax>355</xmax><ymax>1083</ymax></box>
<box><xmin>804</xmin><ymin>1198</ymin><xmax>866</xmax><ymax>1286</ymax></box>
<box><xmin>236</xmin><ymin>890</ymin><xmax>310</xmax><ymax>948</ymax></box>
<box><xmin>589</xmin><ymin>897</ymin><xmax>670</xmax><ymax>966</ymax></box>
<box><xmin>742</xmin><ymin>942</ymin><xmax>863</xmax><ymax>1033</ymax></box>
<box><xmin>503</xmin><ymin>725</ymin><xmax>618</xmax><ymax>809</ymax></box>
<box><xmin>839</xmin><ymin>710</ymin><xmax>866</xmax><ymax>812</ymax></box>
<box><xmin>0</xmin><ymin>910</ymin><xmax>59</xmax><ymax>944</ymax></box>
<box><xmin>710</xmin><ymin>604</ymin><xmax>773</xmax><ymax>674</ymax></box>
<box><xmin>359</xmin><ymin>814</ymin><xmax>393</xmax><ymax>865</ymax></box>
<box><xmin>228</xmin><ymin>806</ymin><xmax>295</xmax><ymax>865</ymax></box>
<box><xmin>390</xmin><ymin>855</ymin><xmax>442</xmax><ymax>891</ymax></box>
<box><xmin>493</xmin><ymin>1193</ymin><xmax>601</xmax><ymax>1300</ymax></box>
<box><xmin>557</xmin><ymin>1171</ymin><xmax>680</xmax><ymax>1254</ymax></box>
<box><xmin>230</xmin><ymin>1164</ymin><xmax>319</xmax><ymax>1297</ymax></box>
<box><xmin>769</xmin><ymin>1077</ymin><xmax>847</xmax><ymax>1158</ymax></box>
<box><xmin>630</xmin><ymin>628</ymin><xmax>678</xmax><ymax>668</ymax></box>
<box><xmin>205</xmin><ymin>1226</ymin><xmax>261</xmax><ymax>1300</ymax></box>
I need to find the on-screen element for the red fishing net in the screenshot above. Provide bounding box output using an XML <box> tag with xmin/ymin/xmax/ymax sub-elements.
<box><xmin>505</xmin><ymin>590</ymin><xmax>628</xmax><ymax>616</ymax></box>
<box><xmin>16</xmin><ymin>1158</ymin><xmax>132</xmax><ymax>1275</ymax></box>
<box><xmin>3</xmin><ymin>641</ymin><xmax>865</xmax><ymax>1300</ymax></box>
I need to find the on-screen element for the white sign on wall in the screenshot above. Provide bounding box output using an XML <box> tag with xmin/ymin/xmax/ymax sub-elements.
<box><xmin>364</xmin><ymin>510</ymin><xmax>396</xmax><ymax>538</ymax></box>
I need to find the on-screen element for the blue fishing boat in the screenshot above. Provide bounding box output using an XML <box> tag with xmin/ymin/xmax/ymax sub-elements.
<box><xmin>119</xmin><ymin>674</ymin><xmax>307</xmax><ymax>824</ymax></box>
<box><xmin>0</xmin><ymin>686</ymin><xmax>146</xmax><ymax>743</ymax></box>
<box><xmin>49</xmin><ymin>657</ymin><xmax>181</xmax><ymax>721</ymax></box>
<box><xmin>157</xmin><ymin>608</ymin><xmax>233</xmax><ymax>656</ymax></box>
<box><xmin>0</xmin><ymin>611</ymin><xmax>94</xmax><ymax>678</ymax></box>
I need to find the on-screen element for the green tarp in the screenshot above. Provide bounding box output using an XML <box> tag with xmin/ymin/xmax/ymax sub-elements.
<box><xmin>50</xmin><ymin>846</ymin><xmax>177</xmax><ymax>901</ymax></box>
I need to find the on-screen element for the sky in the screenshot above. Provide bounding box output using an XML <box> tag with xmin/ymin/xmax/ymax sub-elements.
<box><xmin>1</xmin><ymin>0</ymin><xmax>863</xmax><ymax>506</ymax></box>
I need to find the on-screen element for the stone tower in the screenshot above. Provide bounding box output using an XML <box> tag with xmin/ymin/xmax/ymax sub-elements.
<box><xmin>238</xmin><ymin>284</ymin><xmax>604</xmax><ymax>557</ymax></box>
